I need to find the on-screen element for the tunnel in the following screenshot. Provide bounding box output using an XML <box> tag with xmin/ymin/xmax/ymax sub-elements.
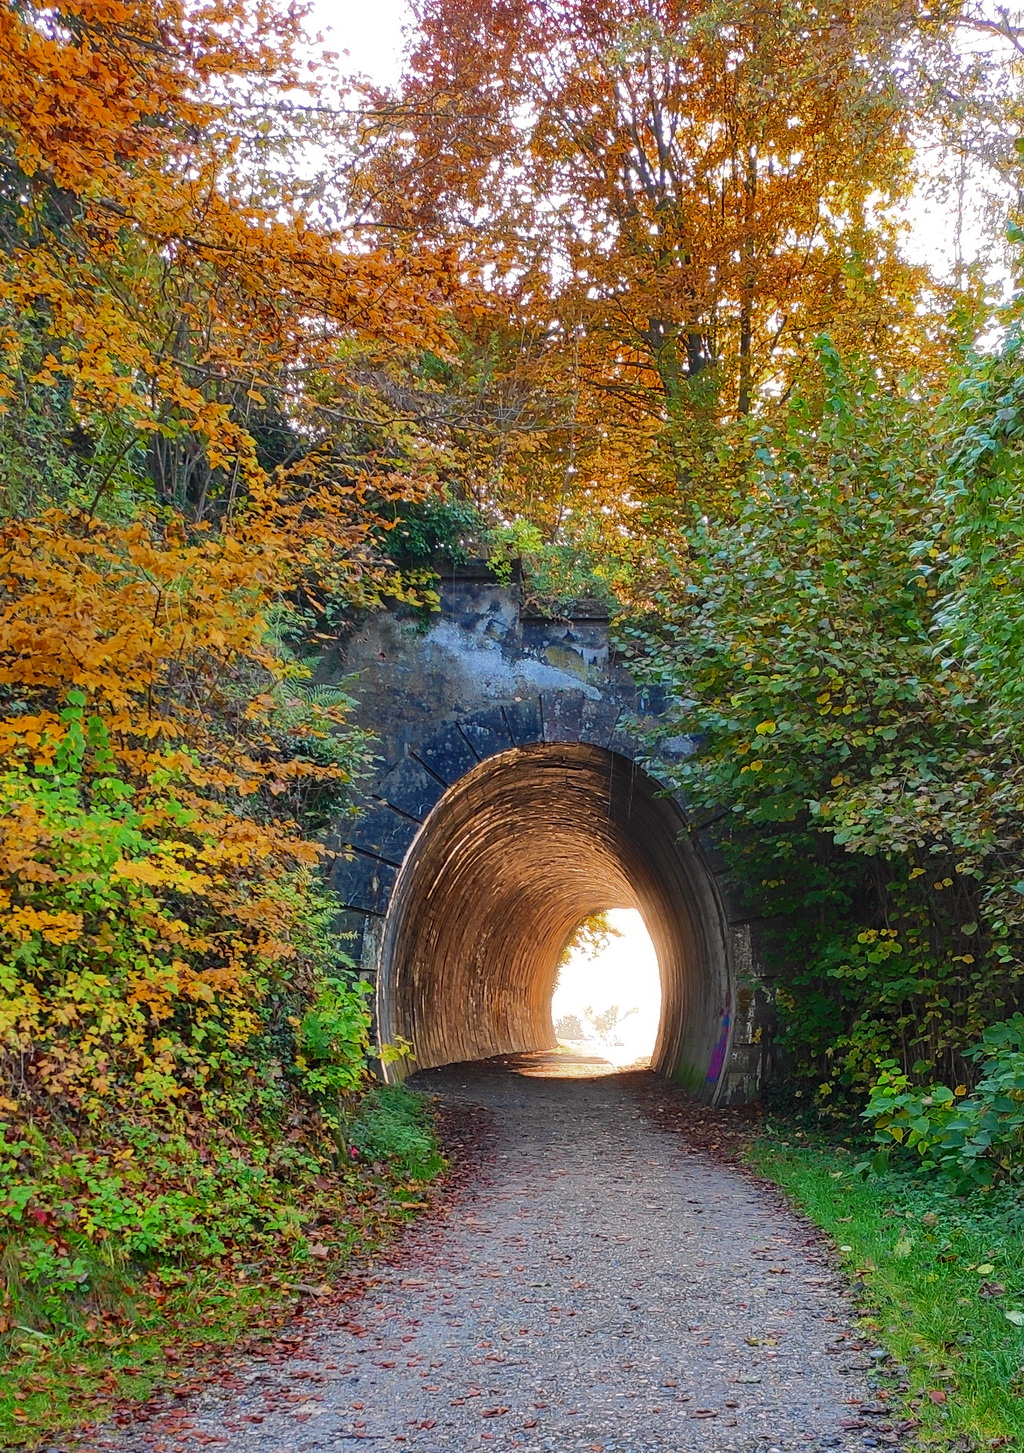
<box><xmin>375</xmin><ymin>742</ymin><xmax>735</xmax><ymax>1097</ymax></box>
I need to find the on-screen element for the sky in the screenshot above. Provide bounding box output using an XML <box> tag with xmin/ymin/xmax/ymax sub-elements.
<box><xmin>309</xmin><ymin>0</ymin><xmax>410</xmax><ymax>88</ymax></box>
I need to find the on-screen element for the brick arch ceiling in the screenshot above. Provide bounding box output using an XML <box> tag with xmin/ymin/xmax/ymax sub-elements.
<box><xmin>376</xmin><ymin>743</ymin><xmax>734</xmax><ymax>1095</ymax></box>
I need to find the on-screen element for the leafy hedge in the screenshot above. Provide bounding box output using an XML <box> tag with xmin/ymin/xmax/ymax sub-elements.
<box><xmin>632</xmin><ymin>328</ymin><xmax>1024</xmax><ymax>1099</ymax></box>
<box><xmin>0</xmin><ymin>511</ymin><xmax>422</xmax><ymax>1355</ymax></box>
<box><xmin>865</xmin><ymin>1015</ymin><xmax>1024</xmax><ymax>1189</ymax></box>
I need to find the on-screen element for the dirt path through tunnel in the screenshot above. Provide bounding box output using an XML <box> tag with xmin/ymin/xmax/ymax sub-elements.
<box><xmin>100</xmin><ymin>1058</ymin><xmax>891</xmax><ymax>1453</ymax></box>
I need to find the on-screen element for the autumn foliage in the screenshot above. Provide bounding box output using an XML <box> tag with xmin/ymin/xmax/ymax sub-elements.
<box><xmin>0</xmin><ymin>0</ymin><xmax>453</xmax><ymax>1372</ymax></box>
<box><xmin>1</xmin><ymin>514</ymin><xmax>353</xmax><ymax>1102</ymax></box>
<box><xmin>5</xmin><ymin>0</ymin><xmax>1024</xmax><ymax>1425</ymax></box>
<box><xmin>358</xmin><ymin>0</ymin><xmax>953</xmax><ymax>538</ymax></box>
<box><xmin>0</xmin><ymin>0</ymin><xmax>454</xmax><ymax>508</ymax></box>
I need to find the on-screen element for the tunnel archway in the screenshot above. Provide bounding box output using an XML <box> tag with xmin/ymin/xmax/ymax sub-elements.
<box><xmin>376</xmin><ymin>743</ymin><xmax>735</xmax><ymax>1098</ymax></box>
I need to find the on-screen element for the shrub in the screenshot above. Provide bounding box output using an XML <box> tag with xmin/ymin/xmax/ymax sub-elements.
<box><xmin>864</xmin><ymin>1015</ymin><xmax>1024</xmax><ymax>1188</ymax></box>
<box><xmin>629</xmin><ymin>341</ymin><xmax>1024</xmax><ymax>1095</ymax></box>
<box><xmin>0</xmin><ymin>512</ymin><xmax>428</xmax><ymax>1352</ymax></box>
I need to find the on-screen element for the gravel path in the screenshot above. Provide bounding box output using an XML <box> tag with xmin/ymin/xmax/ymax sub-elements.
<box><xmin>95</xmin><ymin>1056</ymin><xmax>902</xmax><ymax>1453</ymax></box>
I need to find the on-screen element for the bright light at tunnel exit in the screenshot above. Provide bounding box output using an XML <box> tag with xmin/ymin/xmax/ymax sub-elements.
<box><xmin>550</xmin><ymin>909</ymin><xmax>662</xmax><ymax>1068</ymax></box>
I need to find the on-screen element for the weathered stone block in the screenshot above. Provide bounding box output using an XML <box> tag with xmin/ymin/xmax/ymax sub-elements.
<box><xmin>331</xmin><ymin>907</ymin><xmax>372</xmax><ymax>960</ymax></box>
<box><xmin>659</xmin><ymin>733</ymin><xmax>697</xmax><ymax>761</ymax></box>
<box><xmin>541</xmin><ymin>689</ymin><xmax>589</xmax><ymax>743</ymax></box>
<box><xmin>330</xmin><ymin>851</ymin><xmax>396</xmax><ymax>915</ymax></box>
<box><xmin>504</xmin><ymin>698</ymin><xmax>543</xmax><ymax>746</ymax></box>
<box><xmin>521</xmin><ymin>617</ymin><xmax>609</xmax><ymax>677</ymax></box>
<box><xmin>636</xmin><ymin>682</ymin><xmax>669</xmax><ymax>717</ymax></box>
<box><xmin>415</xmin><ymin>723</ymin><xmax>479</xmax><ymax>784</ymax></box>
<box><xmin>460</xmin><ymin>707</ymin><xmax>513</xmax><ymax>760</ymax></box>
<box><xmin>639</xmin><ymin>755</ymin><xmax>681</xmax><ymax>793</ymax></box>
<box><xmin>375</xmin><ymin>756</ymin><xmax>446</xmax><ymax>821</ymax></box>
<box><xmin>725</xmin><ymin>1043</ymin><xmax>763</xmax><ymax>1074</ymax></box>
<box><xmin>607</xmin><ymin>725</ymin><xmax>639</xmax><ymax>760</ymax></box>
<box><xmin>577</xmin><ymin>697</ymin><xmax>622</xmax><ymax>749</ymax></box>
<box><xmin>344</xmin><ymin>803</ymin><xmax>419</xmax><ymax>866</ymax></box>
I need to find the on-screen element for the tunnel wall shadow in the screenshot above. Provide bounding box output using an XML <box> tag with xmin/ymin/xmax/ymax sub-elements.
<box><xmin>376</xmin><ymin>743</ymin><xmax>734</xmax><ymax>1095</ymax></box>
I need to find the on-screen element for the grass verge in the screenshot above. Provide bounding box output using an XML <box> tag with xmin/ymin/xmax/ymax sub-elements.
<box><xmin>749</xmin><ymin>1131</ymin><xmax>1024</xmax><ymax>1450</ymax></box>
<box><xmin>0</xmin><ymin>1085</ymin><xmax>444</xmax><ymax>1450</ymax></box>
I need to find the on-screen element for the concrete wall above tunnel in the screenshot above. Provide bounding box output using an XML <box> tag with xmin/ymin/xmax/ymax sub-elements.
<box><xmin>319</xmin><ymin>564</ymin><xmax>775</xmax><ymax>1103</ymax></box>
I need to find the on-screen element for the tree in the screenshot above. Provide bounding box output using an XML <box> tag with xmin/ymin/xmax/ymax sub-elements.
<box><xmin>363</xmin><ymin>0</ymin><xmax>948</xmax><ymax>521</ymax></box>
<box><xmin>0</xmin><ymin>2</ymin><xmax>462</xmax><ymax>1352</ymax></box>
<box><xmin>0</xmin><ymin>0</ymin><xmax>457</xmax><ymax>528</ymax></box>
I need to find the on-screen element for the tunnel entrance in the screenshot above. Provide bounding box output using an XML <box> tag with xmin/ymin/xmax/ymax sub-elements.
<box><xmin>376</xmin><ymin>743</ymin><xmax>735</xmax><ymax>1097</ymax></box>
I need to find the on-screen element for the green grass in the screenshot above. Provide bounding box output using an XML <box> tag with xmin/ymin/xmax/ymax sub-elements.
<box><xmin>0</xmin><ymin>1270</ymin><xmax>289</xmax><ymax>1446</ymax></box>
<box><xmin>749</xmin><ymin>1131</ymin><xmax>1024</xmax><ymax>1449</ymax></box>
<box><xmin>348</xmin><ymin>1083</ymin><xmax>446</xmax><ymax>1181</ymax></box>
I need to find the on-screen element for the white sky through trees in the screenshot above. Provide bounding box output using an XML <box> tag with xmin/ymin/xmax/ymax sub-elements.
<box><xmin>313</xmin><ymin>0</ymin><xmax>409</xmax><ymax>87</ymax></box>
<box><xmin>316</xmin><ymin>0</ymin><xmax>1021</xmax><ymax>290</ymax></box>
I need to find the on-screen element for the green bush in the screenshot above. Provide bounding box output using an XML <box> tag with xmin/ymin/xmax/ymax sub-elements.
<box><xmin>295</xmin><ymin>974</ymin><xmax>375</xmax><ymax>1105</ymax></box>
<box><xmin>378</xmin><ymin>497</ymin><xmax>485</xmax><ymax>569</ymax></box>
<box><xmin>630</xmin><ymin>337</ymin><xmax>1024</xmax><ymax>1095</ymax></box>
<box><xmin>865</xmin><ymin>1014</ymin><xmax>1024</xmax><ymax>1188</ymax></box>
